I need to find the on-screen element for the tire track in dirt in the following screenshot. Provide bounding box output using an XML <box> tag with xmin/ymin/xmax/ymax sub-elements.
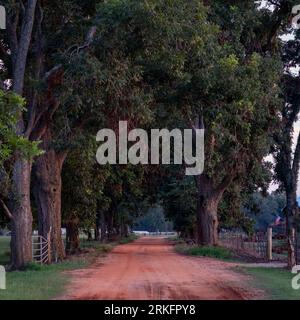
<box><xmin>59</xmin><ymin>237</ymin><xmax>264</xmax><ymax>300</ymax></box>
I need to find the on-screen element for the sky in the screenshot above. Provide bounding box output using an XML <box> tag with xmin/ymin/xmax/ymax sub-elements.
<box><xmin>269</xmin><ymin>34</ymin><xmax>300</xmax><ymax>195</ymax></box>
<box><xmin>256</xmin><ymin>1</ymin><xmax>300</xmax><ymax>195</ymax></box>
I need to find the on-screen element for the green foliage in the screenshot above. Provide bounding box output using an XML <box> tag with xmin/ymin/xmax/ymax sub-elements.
<box><xmin>1</xmin><ymin>0</ymin><xmax>292</xmax><ymax>255</ymax></box>
<box><xmin>163</xmin><ymin>175</ymin><xmax>197</xmax><ymax>239</ymax></box>
<box><xmin>0</xmin><ymin>90</ymin><xmax>43</xmax><ymax>227</ymax></box>
<box><xmin>134</xmin><ymin>206</ymin><xmax>173</xmax><ymax>232</ymax></box>
<box><xmin>145</xmin><ymin>1</ymin><xmax>283</xmax><ymax>237</ymax></box>
<box><xmin>0</xmin><ymin>90</ymin><xmax>42</xmax><ymax>162</ymax></box>
<box><xmin>243</xmin><ymin>193</ymin><xmax>285</xmax><ymax>231</ymax></box>
<box><xmin>62</xmin><ymin>138</ymin><xmax>109</xmax><ymax>229</ymax></box>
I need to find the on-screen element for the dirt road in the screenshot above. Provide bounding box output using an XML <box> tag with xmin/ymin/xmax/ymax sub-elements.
<box><xmin>60</xmin><ymin>237</ymin><xmax>263</xmax><ymax>300</ymax></box>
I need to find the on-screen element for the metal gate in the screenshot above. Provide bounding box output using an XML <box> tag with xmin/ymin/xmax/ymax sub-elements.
<box><xmin>271</xmin><ymin>224</ymin><xmax>287</xmax><ymax>262</ymax></box>
<box><xmin>32</xmin><ymin>235</ymin><xmax>50</xmax><ymax>264</ymax></box>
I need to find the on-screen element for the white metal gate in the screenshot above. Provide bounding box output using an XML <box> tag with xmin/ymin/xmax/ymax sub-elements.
<box><xmin>32</xmin><ymin>235</ymin><xmax>50</xmax><ymax>264</ymax></box>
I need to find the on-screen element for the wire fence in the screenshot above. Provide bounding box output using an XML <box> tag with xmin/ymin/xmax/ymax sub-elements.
<box><xmin>219</xmin><ymin>225</ymin><xmax>300</xmax><ymax>263</ymax></box>
<box><xmin>219</xmin><ymin>231</ymin><xmax>268</xmax><ymax>259</ymax></box>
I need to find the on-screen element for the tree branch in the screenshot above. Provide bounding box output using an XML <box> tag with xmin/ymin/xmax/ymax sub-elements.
<box><xmin>6</xmin><ymin>9</ymin><xmax>20</xmax><ymax>66</ymax></box>
<box><xmin>13</xmin><ymin>0</ymin><xmax>38</xmax><ymax>95</ymax></box>
<box><xmin>214</xmin><ymin>174</ymin><xmax>234</xmax><ymax>199</ymax></box>
<box><xmin>0</xmin><ymin>199</ymin><xmax>13</xmax><ymax>220</ymax></box>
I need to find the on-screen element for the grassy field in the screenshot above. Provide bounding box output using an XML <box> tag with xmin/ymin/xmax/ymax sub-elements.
<box><xmin>241</xmin><ymin>267</ymin><xmax>300</xmax><ymax>300</ymax></box>
<box><xmin>0</xmin><ymin>234</ymin><xmax>138</xmax><ymax>300</ymax></box>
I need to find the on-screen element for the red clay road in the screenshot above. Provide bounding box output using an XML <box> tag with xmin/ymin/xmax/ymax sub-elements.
<box><xmin>60</xmin><ymin>237</ymin><xmax>263</xmax><ymax>300</ymax></box>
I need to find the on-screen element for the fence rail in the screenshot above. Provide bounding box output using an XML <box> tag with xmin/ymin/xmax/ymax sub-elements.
<box><xmin>219</xmin><ymin>232</ymin><xmax>268</xmax><ymax>259</ymax></box>
<box><xmin>219</xmin><ymin>226</ymin><xmax>300</xmax><ymax>263</ymax></box>
<box><xmin>32</xmin><ymin>235</ymin><xmax>50</xmax><ymax>264</ymax></box>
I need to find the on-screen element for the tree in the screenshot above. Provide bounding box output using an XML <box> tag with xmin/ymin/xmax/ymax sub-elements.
<box><xmin>158</xmin><ymin>1</ymin><xmax>283</xmax><ymax>245</ymax></box>
<box><xmin>243</xmin><ymin>192</ymin><xmax>285</xmax><ymax>231</ymax></box>
<box><xmin>61</xmin><ymin>136</ymin><xmax>148</xmax><ymax>251</ymax></box>
<box><xmin>3</xmin><ymin>0</ymin><xmax>38</xmax><ymax>269</ymax></box>
<box><xmin>134</xmin><ymin>206</ymin><xmax>173</xmax><ymax>233</ymax></box>
<box><xmin>61</xmin><ymin>142</ymin><xmax>106</xmax><ymax>254</ymax></box>
<box><xmin>30</xmin><ymin>0</ymin><xmax>156</xmax><ymax>260</ymax></box>
<box><xmin>30</xmin><ymin>0</ymin><xmax>104</xmax><ymax>261</ymax></box>
<box><xmin>2</xmin><ymin>0</ymin><xmax>100</xmax><ymax>266</ymax></box>
<box><xmin>0</xmin><ymin>90</ymin><xmax>40</xmax><ymax>223</ymax></box>
<box><xmin>273</xmin><ymin>38</ymin><xmax>300</xmax><ymax>268</ymax></box>
<box><xmin>92</xmin><ymin>0</ymin><xmax>285</xmax><ymax>247</ymax></box>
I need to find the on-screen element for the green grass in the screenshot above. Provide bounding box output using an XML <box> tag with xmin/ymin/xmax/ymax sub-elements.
<box><xmin>175</xmin><ymin>244</ymin><xmax>232</xmax><ymax>260</ymax></box>
<box><xmin>0</xmin><ymin>234</ymin><xmax>138</xmax><ymax>300</ymax></box>
<box><xmin>241</xmin><ymin>267</ymin><xmax>300</xmax><ymax>300</ymax></box>
<box><xmin>0</xmin><ymin>260</ymin><xmax>88</xmax><ymax>300</ymax></box>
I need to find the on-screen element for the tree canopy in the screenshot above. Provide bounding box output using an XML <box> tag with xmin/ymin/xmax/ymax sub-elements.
<box><xmin>1</xmin><ymin>0</ymin><xmax>300</xmax><ymax>269</ymax></box>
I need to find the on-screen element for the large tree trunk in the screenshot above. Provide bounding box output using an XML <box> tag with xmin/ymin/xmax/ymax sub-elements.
<box><xmin>66</xmin><ymin>217</ymin><xmax>80</xmax><ymax>254</ymax></box>
<box><xmin>100</xmin><ymin>216</ymin><xmax>107</xmax><ymax>242</ymax></box>
<box><xmin>10</xmin><ymin>158</ymin><xmax>33</xmax><ymax>269</ymax></box>
<box><xmin>284</xmin><ymin>187</ymin><xmax>298</xmax><ymax>269</ymax></box>
<box><xmin>191</xmin><ymin>115</ymin><xmax>232</xmax><ymax>247</ymax></box>
<box><xmin>195</xmin><ymin>174</ymin><xmax>225</xmax><ymax>246</ymax></box>
<box><xmin>107</xmin><ymin>212</ymin><xmax>114</xmax><ymax>240</ymax></box>
<box><xmin>196</xmin><ymin>195</ymin><xmax>220</xmax><ymax>246</ymax></box>
<box><xmin>95</xmin><ymin>213</ymin><xmax>101</xmax><ymax>241</ymax></box>
<box><xmin>33</xmin><ymin>130</ymin><xmax>66</xmax><ymax>262</ymax></box>
<box><xmin>121</xmin><ymin>223</ymin><xmax>129</xmax><ymax>238</ymax></box>
<box><xmin>8</xmin><ymin>0</ymin><xmax>38</xmax><ymax>270</ymax></box>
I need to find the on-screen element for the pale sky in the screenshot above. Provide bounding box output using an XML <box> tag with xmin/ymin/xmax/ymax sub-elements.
<box><xmin>268</xmin><ymin>13</ymin><xmax>300</xmax><ymax>195</ymax></box>
<box><xmin>268</xmin><ymin>122</ymin><xmax>300</xmax><ymax>196</ymax></box>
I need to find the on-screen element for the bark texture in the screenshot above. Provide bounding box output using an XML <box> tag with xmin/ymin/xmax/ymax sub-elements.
<box><xmin>195</xmin><ymin>175</ymin><xmax>224</xmax><ymax>246</ymax></box>
<box><xmin>8</xmin><ymin>0</ymin><xmax>38</xmax><ymax>269</ymax></box>
<box><xmin>33</xmin><ymin>129</ymin><xmax>66</xmax><ymax>262</ymax></box>
<box><xmin>10</xmin><ymin>159</ymin><xmax>33</xmax><ymax>269</ymax></box>
<box><xmin>66</xmin><ymin>217</ymin><xmax>80</xmax><ymax>254</ymax></box>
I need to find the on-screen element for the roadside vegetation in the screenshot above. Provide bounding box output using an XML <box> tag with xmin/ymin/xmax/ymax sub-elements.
<box><xmin>0</xmin><ymin>235</ymin><xmax>138</xmax><ymax>300</ymax></box>
<box><xmin>175</xmin><ymin>244</ymin><xmax>233</xmax><ymax>260</ymax></box>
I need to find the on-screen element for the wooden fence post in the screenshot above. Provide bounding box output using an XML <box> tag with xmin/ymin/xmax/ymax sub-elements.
<box><xmin>267</xmin><ymin>227</ymin><xmax>272</xmax><ymax>261</ymax></box>
<box><xmin>291</xmin><ymin>228</ymin><xmax>296</xmax><ymax>242</ymax></box>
